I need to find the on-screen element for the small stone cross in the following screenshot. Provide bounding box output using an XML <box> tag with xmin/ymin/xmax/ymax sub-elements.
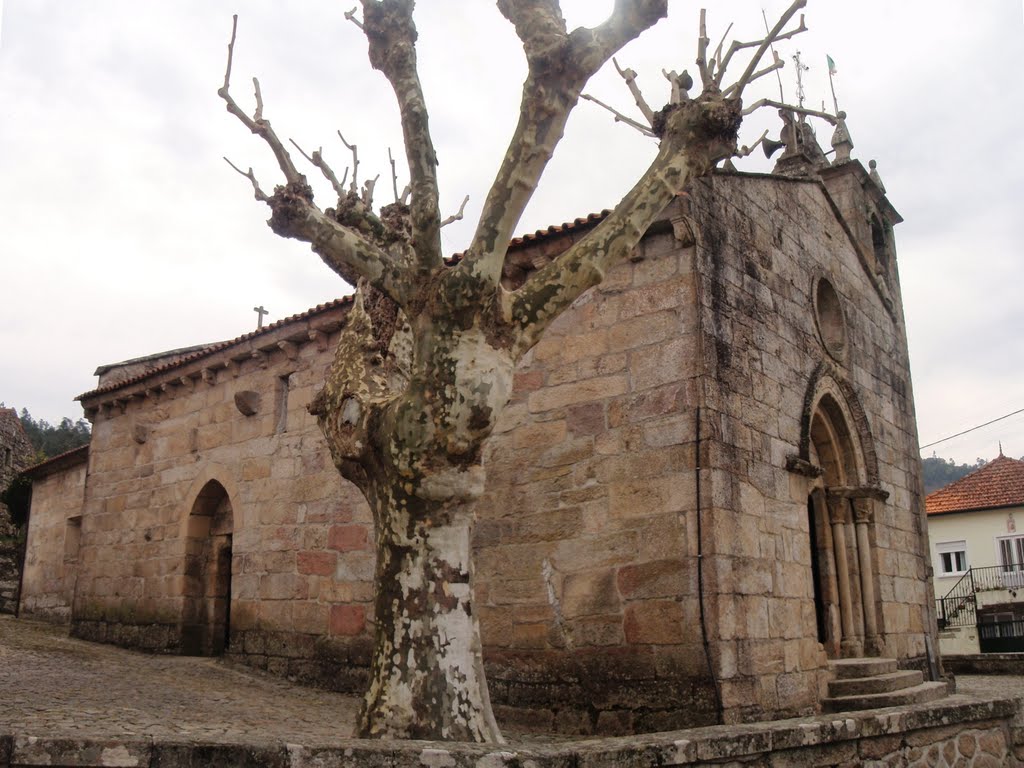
<box><xmin>253</xmin><ymin>305</ymin><xmax>269</xmax><ymax>329</ymax></box>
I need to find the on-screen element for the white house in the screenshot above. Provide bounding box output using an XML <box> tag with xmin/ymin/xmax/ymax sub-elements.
<box><xmin>926</xmin><ymin>453</ymin><xmax>1024</xmax><ymax>655</ymax></box>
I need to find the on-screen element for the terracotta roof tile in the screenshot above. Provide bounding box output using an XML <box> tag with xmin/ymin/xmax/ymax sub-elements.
<box><xmin>75</xmin><ymin>211</ymin><xmax>613</xmax><ymax>402</ymax></box>
<box><xmin>75</xmin><ymin>297</ymin><xmax>354</xmax><ymax>401</ymax></box>
<box><xmin>925</xmin><ymin>455</ymin><xmax>1024</xmax><ymax>515</ymax></box>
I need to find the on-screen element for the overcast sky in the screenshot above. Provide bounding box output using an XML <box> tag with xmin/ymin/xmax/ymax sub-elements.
<box><xmin>1</xmin><ymin>1</ymin><xmax>1022</xmax><ymax>465</ymax></box>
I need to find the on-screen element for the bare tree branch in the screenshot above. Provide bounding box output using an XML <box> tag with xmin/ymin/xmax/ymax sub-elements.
<box><xmin>440</xmin><ymin>195</ymin><xmax>469</xmax><ymax>228</ymax></box>
<box><xmin>289</xmin><ymin>139</ymin><xmax>347</xmax><ymax>197</ymax></box>
<box><xmin>461</xmin><ymin>0</ymin><xmax>667</xmax><ymax>287</ymax></box>
<box><xmin>742</xmin><ymin>98</ymin><xmax>836</xmax><ymax>122</ymax></box>
<box><xmin>360</xmin><ymin>0</ymin><xmax>443</xmax><ymax>273</ymax></box>
<box><xmin>219</xmin><ymin>15</ymin><xmax>407</xmax><ymax>306</ymax></box>
<box><xmin>508</xmin><ymin>119</ymin><xmax>692</xmax><ymax>355</ymax></box>
<box><xmin>223</xmin><ymin>157</ymin><xmax>269</xmax><ymax>201</ymax></box>
<box><xmin>709</xmin><ymin>22</ymin><xmax>733</xmax><ymax>82</ymax></box>
<box><xmin>581</xmin><ymin>93</ymin><xmax>656</xmax><ymax>136</ymax></box>
<box><xmin>217</xmin><ymin>15</ymin><xmax>305</xmax><ymax>187</ymax></box>
<box><xmin>726</xmin><ymin>0</ymin><xmax>807</xmax><ymax>96</ymax></box>
<box><xmin>338</xmin><ymin>131</ymin><xmax>360</xmax><ymax>194</ymax></box>
<box><xmin>733</xmin><ymin>129</ymin><xmax>769</xmax><ymax>158</ymax></box>
<box><xmin>723</xmin><ymin>50</ymin><xmax>784</xmax><ymax>98</ymax></box>
<box><xmin>362</xmin><ymin>174</ymin><xmax>380</xmax><ymax>207</ymax></box>
<box><xmin>695</xmin><ymin>9</ymin><xmax>711</xmax><ymax>88</ymax></box>
<box><xmin>715</xmin><ymin>6</ymin><xmax>806</xmax><ymax>87</ymax></box>
<box><xmin>613</xmin><ymin>57</ymin><xmax>655</xmax><ymax>124</ymax></box>
<box><xmin>344</xmin><ymin>6</ymin><xmax>364</xmax><ymax>30</ymax></box>
<box><xmin>388</xmin><ymin>147</ymin><xmax>400</xmax><ymax>203</ymax></box>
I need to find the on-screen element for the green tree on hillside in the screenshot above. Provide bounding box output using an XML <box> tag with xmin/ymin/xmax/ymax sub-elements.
<box><xmin>18</xmin><ymin>409</ymin><xmax>90</xmax><ymax>462</ymax></box>
<box><xmin>922</xmin><ymin>454</ymin><xmax>987</xmax><ymax>494</ymax></box>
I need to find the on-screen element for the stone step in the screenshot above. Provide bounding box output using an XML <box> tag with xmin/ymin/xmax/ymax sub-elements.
<box><xmin>828</xmin><ymin>657</ymin><xmax>898</xmax><ymax>680</ymax></box>
<box><xmin>822</xmin><ymin>681</ymin><xmax>948</xmax><ymax>713</ymax></box>
<box><xmin>827</xmin><ymin>669</ymin><xmax>923</xmax><ymax>697</ymax></box>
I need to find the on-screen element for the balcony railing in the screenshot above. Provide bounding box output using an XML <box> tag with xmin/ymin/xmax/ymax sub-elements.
<box><xmin>935</xmin><ymin>564</ymin><xmax>1024</xmax><ymax>629</ymax></box>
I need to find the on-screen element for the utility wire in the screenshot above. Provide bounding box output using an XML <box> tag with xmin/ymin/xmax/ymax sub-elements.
<box><xmin>920</xmin><ymin>407</ymin><xmax>1024</xmax><ymax>450</ymax></box>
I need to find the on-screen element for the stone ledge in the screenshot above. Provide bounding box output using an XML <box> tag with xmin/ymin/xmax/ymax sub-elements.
<box><xmin>2</xmin><ymin>695</ymin><xmax>1020</xmax><ymax>767</ymax></box>
<box><xmin>945</xmin><ymin>653</ymin><xmax>1024</xmax><ymax>676</ymax></box>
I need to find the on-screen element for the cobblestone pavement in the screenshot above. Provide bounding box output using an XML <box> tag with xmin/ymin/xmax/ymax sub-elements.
<box><xmin>0</xmin><ymin>615</ymin><xmax>361</xmax><ymax>746</ymax></box>
<box><xmin>1</xmin><ymin>615</ymin><xmax>1022</xmax><ymax>752</ymax></box>
<box><xmin>955</xmin><ymin>673</ymin><xmax>1024</xmax><ymax>700</ymax></box>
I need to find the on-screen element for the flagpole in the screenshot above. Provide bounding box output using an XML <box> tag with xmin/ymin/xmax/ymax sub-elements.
<box><xmin>827</xmin><ymin>55</ymin><xmax>839</xmax><ymax>114</ymax></box>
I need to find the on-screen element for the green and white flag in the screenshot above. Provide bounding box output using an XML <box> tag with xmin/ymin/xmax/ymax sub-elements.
<box><xmin>827</xmin><ymin>55</ymin><xmax>837</xmax><ymax>75</ymax></box>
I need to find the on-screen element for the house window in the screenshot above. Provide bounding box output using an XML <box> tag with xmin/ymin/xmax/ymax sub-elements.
<box><xmin>936</xmin><ymin>540</ymin><xmax>968</xmax><ymax>576</ymax></box>
<box><xmin>997</xmin><ymin>535</ymin><xmax>1024</xmax><ymax>572</ymax></box>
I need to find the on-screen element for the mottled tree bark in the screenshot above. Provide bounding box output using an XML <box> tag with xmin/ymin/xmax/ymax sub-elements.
<box><xmin>222</xmin><ymin>0</ymin><xmax>807</xmax><ymax>742</ymax></box>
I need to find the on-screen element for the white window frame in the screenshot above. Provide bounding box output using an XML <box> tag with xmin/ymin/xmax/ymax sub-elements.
<box><xmin>935</xmin><ymin>540</ymin><xmax>969</xmax><ymax>577</ymax></box>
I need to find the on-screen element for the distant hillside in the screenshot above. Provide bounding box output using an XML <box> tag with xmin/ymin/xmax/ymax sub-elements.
<box><xmin>922</xmin><ymin>455</ymin><xmax>988</xmax><ymax>495</ymax></box>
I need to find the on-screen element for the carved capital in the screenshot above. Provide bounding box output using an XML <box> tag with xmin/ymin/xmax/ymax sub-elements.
<box><xmin>827</xmin><ymin>496</ymin><xmax>850</xmax><ymax>525</ymax></box>
<box><xmin>852</xmin><ymin>497</ymin><xmax>874</xmax><ymax>524</ymax></box>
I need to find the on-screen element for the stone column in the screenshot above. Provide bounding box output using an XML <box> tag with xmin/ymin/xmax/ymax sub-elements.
<box><xmin>853</xmin><ymin>498</ymin><xmax>883</xmax><ymax>656</ymax></box>
<box><xmin>828</xmin><ymin>496</ymin><xmax>862</xmax><ymax>657</ymax></box>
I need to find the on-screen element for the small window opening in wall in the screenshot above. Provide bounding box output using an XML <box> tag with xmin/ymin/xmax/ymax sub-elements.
<box><xmin>936</xmin><ymin>540</ymin><xmax>968</xmax><ymax>576</ymax></box>
<box><xmin>275</xmin><ymin>374</ymin><xmax>291</xmax><ymax>434</ymax></box>
<box><xmin>3</xmin><ymin>447</ymin><xmax>11</xmax><ymax>467</ymax></box>
<box><xmin>64</xmin><ymin>516</ymin><xmax>83</xmax><ymax>562</ymax></box>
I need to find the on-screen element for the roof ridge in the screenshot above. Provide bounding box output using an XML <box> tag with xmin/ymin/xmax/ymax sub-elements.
<box><xmin>926</xmin><ymin>454</ymin><xmax>1024</xmax><ymax>515</ymax></box>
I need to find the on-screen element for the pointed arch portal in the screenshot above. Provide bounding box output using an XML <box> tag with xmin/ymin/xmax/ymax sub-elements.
<box><xmin>803</xmin><ymin>384</ymin><xmax>887</xmax><ymax>659</ymax></box>
<box><xmin>182</xmin><ymin>479</ymin><xmax>234</xmax><ymax>656</ymax></box>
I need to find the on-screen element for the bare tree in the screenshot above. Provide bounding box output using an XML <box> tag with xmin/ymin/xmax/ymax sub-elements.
<box><xmin>220</xmin><ymin>0</ymin><xmax>807</xmax><ymax>743</ymax></box>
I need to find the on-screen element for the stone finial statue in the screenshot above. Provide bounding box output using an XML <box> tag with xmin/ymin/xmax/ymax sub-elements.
<box><xmin>830</xmin><ymin>111</ymin><xmax>853</xmax><ymax>163</ymax></box>
<box><xmin>868</xmin><ymin>159</ymin><xmax>886</xmax><ymax>193</ymax></box>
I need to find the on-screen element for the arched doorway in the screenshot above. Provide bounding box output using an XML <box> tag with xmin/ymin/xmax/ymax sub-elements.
<box><xmin>806</xmin><ymin>391</ymin><xmax>885</xmax><ymax>659</ymax></box>
<box><xmin>182</xmin><ymin>480</ymin><xmax>233</xmax><ymax>656</ymax></box>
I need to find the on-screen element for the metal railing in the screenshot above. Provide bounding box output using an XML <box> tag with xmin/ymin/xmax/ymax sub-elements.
<box><xmin>935</xmin><ymin>564</ymin><xmax>1024</xmax><ymax>630</ymax></box>
<box><xmin>936</xmin><ymin>568</ymin><xmax>976</xmax><ymax>629</ymax></box>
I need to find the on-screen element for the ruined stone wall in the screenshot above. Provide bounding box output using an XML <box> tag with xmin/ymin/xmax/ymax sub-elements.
<box><xmin>475</xmin><ymin>218</ymin><xmax>716</xmax><ymax>735</ymax></box>
<box><xmin>0</xmin><ymin>408</ymin><xmax>33</xmax><ymax>533</ymax></box>
<box><xmin>20</xmin><ymin>457</ymin><xmax>87</xmax><ymax>620</ymax></box>
<box><xmin>71</xmin><ymin>324</ymin><xmax>376</xmax><ymax>688</ymax></box>
<box><xmin>687</xmin><ymin>172</ymin><xmax>931</xmax><ymax>724</ymax></box>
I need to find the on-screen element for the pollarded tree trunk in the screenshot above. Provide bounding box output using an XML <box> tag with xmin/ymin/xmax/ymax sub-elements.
<box><xmin>308</xmin><ymin>282</ymin><xmax>512</xmax><ymax>741</ymax></box>
<box><xmin>221</xmin><ymin>0</ymin><xmax>809</xmax><ymax>741</ymax></box>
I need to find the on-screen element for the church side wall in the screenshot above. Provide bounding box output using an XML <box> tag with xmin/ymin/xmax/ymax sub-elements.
<box><xmin>476</xmin><ymin>223</ymin><xmax>717</xmax><ymax>736</ymax></box>
<box><xmin>20</xmin><ymin>461</ymin><xmax>87</xmax><ymax>620</ymax></box>
<box><xmin>73</xmin><ymin>333</ymin><xmax>376</xmax><ymax>688</ymax></box>
<box><xmin>689</xmin><ymin>173</ymin><xmax>931</xmax><ymax>725</ymax></box>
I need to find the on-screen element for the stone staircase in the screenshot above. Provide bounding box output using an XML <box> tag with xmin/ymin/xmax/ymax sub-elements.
<box><xmin>823</xmin><ymin>657</ymin><xmax>948</xmax><ymax>712</ymax></box>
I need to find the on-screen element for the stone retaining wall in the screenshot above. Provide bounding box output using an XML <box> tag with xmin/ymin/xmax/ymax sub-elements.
<box><xmin>1</xmin><ymin>696</ymin><xmax>1021</xmax><ymax>767</ymax></box>
<box><xmin>0</xmin><ymin>545</ymin><xmax>20</xmax><ymax>614</ymax></box>
<box><xmin>945</xmin><ymin>653</ymin><xmax>1024</xmax><ymax>675</ymax></box>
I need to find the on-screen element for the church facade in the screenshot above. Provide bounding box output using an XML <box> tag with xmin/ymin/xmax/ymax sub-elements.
<box><xmin>20</xmin><ymin>140</ymin><xmax>942</xmax><ymax>733</ymax></box>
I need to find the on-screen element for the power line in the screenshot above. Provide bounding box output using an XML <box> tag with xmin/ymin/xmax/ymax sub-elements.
<box><xmin>920</xmin><ymin>407</ymin><xmax>1024</xmax><ymax>450</ymax></box>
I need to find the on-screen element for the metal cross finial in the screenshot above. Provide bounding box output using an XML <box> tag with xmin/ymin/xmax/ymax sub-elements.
<box><xmin>254</xmin><ymin>305</ymin><xmax>269</xmax><ymax>329</ymax></box>
<box><xmin>792</xmin><ymin>50</ymin><xmax>809</xmax><ymax>109</ymax></box>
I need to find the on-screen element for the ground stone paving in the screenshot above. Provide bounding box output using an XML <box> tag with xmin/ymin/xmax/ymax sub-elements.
<box><xmin>2</xmin><ymin>615</ymin><xmax>1023</xmax><ymax>764</ymax></box>
<box><xmin>0</xmin><ymin>616</ymin><xmax>361</xmax><ymax>746</ymax></box>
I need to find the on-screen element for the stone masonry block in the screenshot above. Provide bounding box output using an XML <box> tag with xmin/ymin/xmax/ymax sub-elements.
<box><xmin>327</xmin><ymin>525</ymin><xmax>369</xmax><ymax>552</ymax></box>
<box><xmin>623</xmin><ymin>600</ymin><xmax>685</xmax><ymax>645</ymax></box>
<box><xmin>329</xmin><ymin>604</ymin><xmax>365</xmax><ymax>636</ymax></box>
<box><xmin>561</xmin><ymin>569</ymin><xmax>620</xmax><ymax>619</ymax></box>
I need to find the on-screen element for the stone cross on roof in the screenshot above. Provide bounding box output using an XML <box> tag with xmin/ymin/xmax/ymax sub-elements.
<box><xmin>253</xmin><ymin>305</ymin><xmax>269</xmax><ymax>330</ymax></box>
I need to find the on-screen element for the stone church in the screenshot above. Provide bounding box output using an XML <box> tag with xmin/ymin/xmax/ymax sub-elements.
<box><xmin>20</xmin><ymin>121</ymin><xmax>944</xmax><ymax>734</ymax></box>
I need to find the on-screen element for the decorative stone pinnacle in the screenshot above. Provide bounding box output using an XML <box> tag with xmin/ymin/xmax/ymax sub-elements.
<box><xmin>868</xmin><ymin>159</ymin><xmax>886</xmax><ymax>193</ymax></box>
<box><xmin>830</xmin><ymin>110</ymin><xmax>853</xmax><ymax>164</ymax></box>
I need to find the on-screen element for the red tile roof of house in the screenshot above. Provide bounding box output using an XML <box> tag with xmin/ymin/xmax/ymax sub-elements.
<box><xmin>925</xmin><ymin>455</ymin><xmax>1024</xmax><ymax>515</ymax></box>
